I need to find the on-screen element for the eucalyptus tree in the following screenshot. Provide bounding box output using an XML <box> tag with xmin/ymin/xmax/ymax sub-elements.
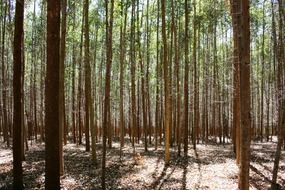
<box><xmin>45</xmin><ymin>0</ymin><xmax>61</xmax><ymax>188</ymax></box>
<box><xmin>102</xmin><ymin>0</ymin><xmax>114</xmax><ymax>189</ymax></box>
<box><xmin>13</xmin><ymin>0</ymin><xmax>24</xmax><ymax>188</ymax></box>
<box><xmin>161</xmin><ymin>0</ymin><xmax>171</xmax><ymax>164</ymax></box>
<box><xmin>271</xmin><ymin>0</ymin><xmax>285</xmax><ymax>188</ymax></box>
<box><xmin>184</xmin><ymin>0</ymin><xmax>189</xmax><ymax>156</ymax></box>
<box><xmin>237</xmin><ymin>0</ymin><xmax>251</xmax><ymax>188</ymax></box>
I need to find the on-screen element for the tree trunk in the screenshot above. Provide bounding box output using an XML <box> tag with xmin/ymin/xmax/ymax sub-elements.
<box><xmin>59</xmin><ymin>0</ymin><xmax>67</xmax><ymax>176</ymax></box>
<box><xmin>71</xmin><ymin>1</ymin><xmax>76</xmax><ymax>144</ymax></box>
<box><xmin>45</xmin><ymin>0</ymin><xmax>61</xmax><ymax>188</ymax></box>
<box><xmin>1</xmin><ymin>0</ymin><xmax>9</xmax><ymax>147</ymax></box>
<box><xmin>130</xmin><ymin>0</ymin><xmax>136</xmax><ymax>149</ymax></box>
<box><xmin>78</xmin><ymin>9</ymin><xmax>84</xmax><ymax>145</ymax></box>
<box><xmin>155</xmin><ymin>0</ymin><xmax>160</xmax><ymax>151</ymax></box>
<box><xmin>84</xmin><ymin>0</ymin><xmax>90</xmax><ymax>153</ymax></box>
<box><xmin>271</xmin><ymin>0</ymin><xmax>284</xmax><ymax>188</ymax></box>
<box><xmin>237</xmin><ymin>0</ymin><xmax>251</xmax><ymax>189</ymax></box>
<box><xmin>102</xmin><ymin>0</ymin><xmax>114</xmax><ymax>189</ymax></box>
<box><xmin>171</xmin><ymin>0</ymin><xmax>180</xmax><ymax>156</ymax></box>
<box><xmin>193</xmin><ymin>0</ymin><xmax>198</xmax><ymax>150</ymax></box>
<box><xmin>161</xmin><ymin>0</ymin><xmax>170</xmax><ymax>164</ymax></box>
<box><xmin>184</xmin><ymin>0</ymin><xmax>189</xmax><ymax>156</ymax></box>
<box><xmin>13</xmin><ymin>0</ymin><xmax>24</xmax><ymax>188</ymax></box>
<box><xmin>230</xmin><ymin>0</ymin><xmax>241</xmax><ymax>164</ymax></box>
<box><xmin>119</xmin><ymin>0</ymin><xmax>127</xmax><ymax>158</ymax></box>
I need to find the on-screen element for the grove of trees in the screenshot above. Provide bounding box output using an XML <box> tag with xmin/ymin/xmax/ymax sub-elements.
<box><xmin>0</xmin><ymin>0</ymin><xmax>284</xmax><ymax>189</ymax></box>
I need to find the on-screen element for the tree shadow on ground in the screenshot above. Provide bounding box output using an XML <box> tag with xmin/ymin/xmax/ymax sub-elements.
<box><xmin>249</xmin><ymin>140</ymin><xmax>285</xmax><ymax>190</ymax></box>
<box><xmin>194</xmin><ymin>150</ymin><xmax>202</xmax><ymax>190</ymax></box>
<box><xmin>250</xmin><ymin>164</ymin><xmax>273</xmax><ymax>189</ymax></box>
<box><xmin>148</xmin><ymin>160</ymin><xmax>180</xmax><ymax>190</ymax></box>
<box><xmin>0</xmin><ymin>170</ymin><xmax>13</xmax><ymax>190</ymax></box>
<box><xmin>1</xmin><ymin>139</ymin><xmax>283</xmax><ymax>189</ymax></box>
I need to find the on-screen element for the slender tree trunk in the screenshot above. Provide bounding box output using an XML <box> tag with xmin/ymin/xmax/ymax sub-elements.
<box><xmin>260</xmin><ymin>0</ymin><xmax>266</xmax><ymax>142</ymax></box>
<box><xmin>31</xmin><ymin>0</ymin><xmax>37</xmax><ymax>143</ymax></box>
<box><xmin>193</xmin><ymin>0</ymin><xmax>198</xmax><ymax>150</ymax></box>
<box><xmin>102</xmin><ymin>0</ymin><xmax>114</xmax><ymax>189</ymax></box>
<box><xmin>84</xmin><ymin>0</ymin><xmax>96</xmax><ymax>163</ymax></box>
<box><xmin>45</xmin><ymin>0</ymin><xmax>61</xmax><ymax>188</ymax></box>
<box><xmin>136</xmin><ymin>1</ymin><xmax>147</xmax><ymax>152</ymax></box>
<box><xmin>2</xmin><ymin>0</ymin><xmax>8</xmax><ymax>147</ymax></box>
<box><xmin>171</xmin><ymin>0</ymin><xmax>180</xmax><ymax>156</ymax></box>
<box><xmin>38</xmin><ymin>1</ymin><xmax>46</xmax><ymax>143</ymax></box>
<box><xmin>237</xmin><ymin>0</ymin><xmax>251</xmax><ymax>189</ymax></box>
<box><xmin>119</xmin><ymin>0</ymin><xmax>127</xmax><ymax>158</ymax></box>
<box><xmin>161</xmin><ymin>0</ymin><xmax>170</xmax><ymax>164</ymax></box>
<box><xmin>155</xmin><ymin>0</ymin><xmax>160</xmax><ymax>151</ymax></box>
<box><xmin>146</xmin><ymin>0</ymin><xmax>151</xmax><ymax>146</ymax></box>
<box><xmin>84</xmin><ymin>0</ymin><xmax>90</xmax><ymax>152</ymax></box>
<box><xmin>0</xmin><ymin>0</ymin><xmax>2</xmax><ymax>142</ymax></box>
<box><xmin>130</xmin><ymin>0</ymin><xmax>136</xmax><ymax>149</ymax></box>
<box><xmin>271</xmin><ymin>0</ymin><xmax>284</xmax><ymax>188</ymax></box>
<box><xmin>78</xmin><ymin>11</ymin><xmax>84</xmax><ymax>145</ymax></box>
<box><xmin>59</xmin><ymin>0</ymin><xmax>67</xmax><ymax>176</ymax></box>
<box><xmin>271</xmin><ymin>0</ymin><xmax>277</xmax><ymax>140</ymax></box>
<box><xmin>71</xmin><ymin>1</ymin><xmax>76</xmax><ymax>144</ymax></box>
<box><xmin>13</xmin><ymin>0</ymin><xmax>24</xmax><ymax>188</ymax></box>
<box><xmin>184</xmin><ymin>0</ymin><xmax>189</xmax><ymax>156</ymax></box>
<box><xmin>230</xmin><ymin>0</ymin><xmax>241</xmax><ymax>164</ymax></box>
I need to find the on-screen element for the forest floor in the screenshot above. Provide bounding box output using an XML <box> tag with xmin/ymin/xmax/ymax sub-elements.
<box><xmin>0</xmin><ymin>137</ymin><xmax>284</xmax><ymax>190</ymax></box>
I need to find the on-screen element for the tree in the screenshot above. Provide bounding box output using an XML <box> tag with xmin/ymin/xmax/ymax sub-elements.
<box><xmin>78</xmin><ymin>9</ymin><xmax>84</xmax><ymax>145</ymax></box>
<box><xmin>155</xmin><ymin>0</ymin><xmax>161</xmax><ymax>150</ymax></box>
<box><xmin>184</xmin><ymin>0</ymin><xmax>189</xmax><ymax>156</ymax></box>
<box><xmin>84</xmin><ymin>0</ymin><xmax>90</xmax><ymax>153</ymax></box>
<box><xmin>13</xmin><ymin>0</ymin><xmax>24</xmax><ymax>188</ymax></box>
<box><xmin>161</xmin><ymin>0</ymin><xmax>170</xmax><ymax>164</ymax></box>
<box><xmin>271</xmin><ymin>0</ymin><xmax>284</xmax><ymax>189</ymax></box>
<box><xmin>59</xmin><ymin>0</ymin><xmax>67</xmax><ymax>175</ymax></box>
<box><xmin>237</xmin><ymin>0</ymin><xmax>251</xmax><ymax>189</ymax></box>
<box><xmin>102</xmin><ymin>0</ymin><xmax>114</xmax><ymax>189</ymax></box>
<box><xmin>230</xmin><ymin>0</ymin><xmax>241</xmax><ymax>164</ymax></box>
<box><xmin>192</xmin><ymin>0</ymin><xmax>198</xmax><ymax>150</ymax></box>
<box><xmin>1</xmin><ymin>0</ymin><xmax>9</xmax><ymax>147</ymax></box>
<box><xmin>45</xmin><ymin>0</ymin><xmax>61</xmax><ymax>188</ymax></box>
<box><xmin>130</xmin><ymin>0</ymin><xmax>136</xmax><ymax>148</ymax></box>
<box><xmin>119</xmin><ymin>0</ymin><xmax>127</xmax><ymax>158</ymax></box>
<box><xmin>71</xmin><ymin>0</ymin><xmax>77</xmax><ymax>144</ymax></box>
<box><xmin>171</xmin><ymin>0</ymin><xmax>181</xmax><ymax>156</ymax></box>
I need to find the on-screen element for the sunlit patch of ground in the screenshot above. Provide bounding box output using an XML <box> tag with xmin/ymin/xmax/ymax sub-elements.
<box><xmin>0</xmin><ymin>144</ymin><xmax>12</xmax><ymax>165</ymax></box>
<box><xmin>0</xmin><ymin>137</ymin><xmax>284</xmax><ymax>189</ymax></box>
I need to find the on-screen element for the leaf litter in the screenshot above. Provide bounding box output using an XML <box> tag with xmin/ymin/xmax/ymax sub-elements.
<box><xmin>0</xmin><ymin>139</ymin><xmax>284</xmax><ymax>189</ymax></box>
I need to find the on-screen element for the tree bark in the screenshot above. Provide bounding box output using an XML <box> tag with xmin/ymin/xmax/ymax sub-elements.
<box><xmin>130</xmin><ymin>0</ymin><xmax>136</xmax><ymax>148</ymax></box>
<box><xmin>271</xmin><ymin>0</ymin><xmax>284</xmax><ymax>188</ymax></box>
<box><xmin>45</xmin><ymin>0</ymin><xmax>61</xmax><ymax>188</ymax></box>
<box><xmin>13</xmin><ymin>0</ymin><xmax>24</xmax><ymax>188</ymax></box>
<box><xmin>119</xmin><ymin>0</ymin><xmax>127</xmax><ymax>158</ymax></box>
<box><xmin>184</xmin><ymin>0</ymin><xmax>189</xmax><ymax>156</ymax></box>
<box><xmin>171</xmin><ymin>0</ymin><xmax>180</xmax><ymax>156</ymax></box>
<box><xmin>102</xmin><ymin>0</ymin><xmax>114</xmax><ymax>189</ymax></box>
<box><xmin>59</xmin><ymin>0</ymin><xmax>67</xmax><ymax>175</ymax></box>
<box><xmin>155</xmin><ymin>0</ymin><xmax>160</xmax><ymax>151</ymax></box>
<box><xmin>230</xmin><ymin>0</ymin><xmax>241</xmax><ymax>164</ymax></box>
<box><xmin>1</xmin><ymin>0</ymin><xmax>9</xmax><ymax>147</ymax></box>
<box><xmin>237</xmin><ymin>0</ymin><xmax>251</xmax><ymax>189</ymax></box>
<box><xmin>161</xmin><ymin>0</ymin><xmax>170</xmax><ymax>164</ymax></box>
<box><xmin>193</xmin><ymin>0</ymin><xmax>198</xmax><ymax>150</ymax></box>
<box><xmin>84</xmin><ymin>0</ymin><xmax>90</xmax><ymax>153</ymax></box>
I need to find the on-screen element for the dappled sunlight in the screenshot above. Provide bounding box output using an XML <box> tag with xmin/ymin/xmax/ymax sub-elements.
<box><xmin>0</xmin><ymin>139</ymin><xmax>284</xmax><ymax>189</ymax></box>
